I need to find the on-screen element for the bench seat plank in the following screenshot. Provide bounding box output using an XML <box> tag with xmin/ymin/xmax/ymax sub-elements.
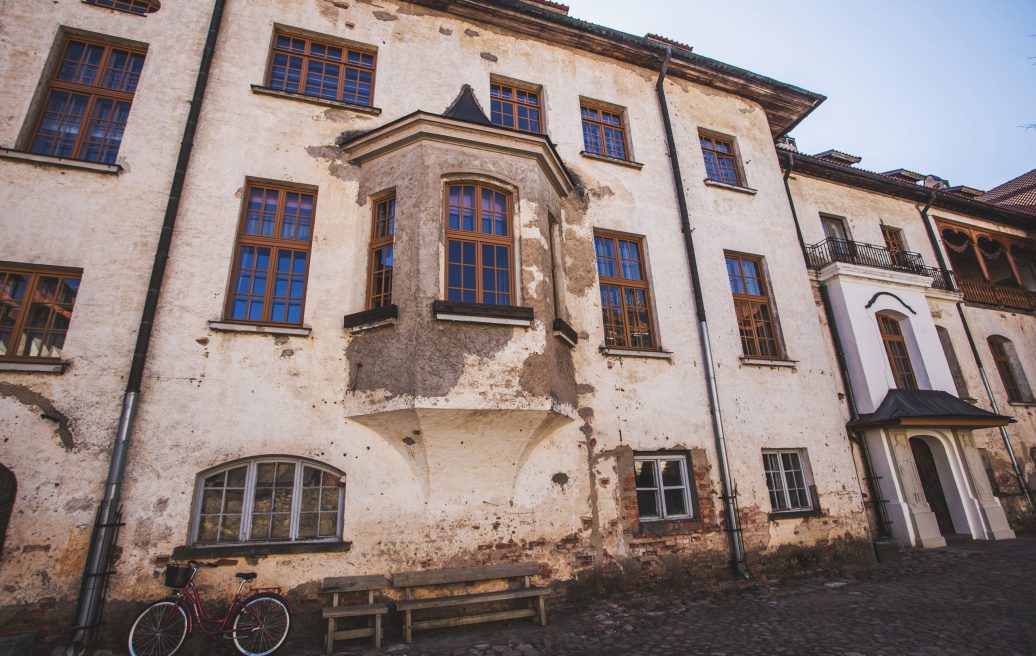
<box><xmin>393</xmin><ymin>561</ymin><xmax>539</xmax><ymax>587</ymax></box>
<box><xmin>412</xmin><ymin>608</ymin><xmax>537</xmax><ymax>631</ymax></box>
<box><xmin>397</xmin><ymin>587</ymin><xmax>550</xmax><ymax>611</ymax></box>
<box><xmin>322</xmin><ymin>575</ymin><xmax>389</xmax><ymax>592</ymax></box>
<box><xmin>322</xmin><ymin>602</ymin><xmax>389</xmax><ymax>619</ymax></box>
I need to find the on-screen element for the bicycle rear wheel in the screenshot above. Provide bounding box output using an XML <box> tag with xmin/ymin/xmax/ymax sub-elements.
<box><xmin>231</xmin><ymin>593</ymin><xmax>291</xmax><ymax>656</ymax></box>
<box><xmin>127</xmin><ymin>600</ymin><xmax>189</xmax><ymax>656</ymax></box>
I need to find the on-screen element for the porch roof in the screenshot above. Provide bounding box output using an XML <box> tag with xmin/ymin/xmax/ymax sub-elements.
<box><xmin>848</xmin><ymin>390</ymin><xmax>1013</xmax><ymax>429</ymax></box>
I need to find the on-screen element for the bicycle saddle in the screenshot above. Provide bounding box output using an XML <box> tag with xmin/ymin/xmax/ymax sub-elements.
<box><xmin>235</xmin><ymin>572</ymin><xmax>258</xmax><ymax>581</ymax></box>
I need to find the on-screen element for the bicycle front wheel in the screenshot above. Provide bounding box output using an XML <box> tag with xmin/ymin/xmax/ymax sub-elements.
<box><xmin>232</xmin><ymin>593</ymin><xmax>291</xmax><ymax>656</ymax></box>
<box><xmin>127</xmin><ymin>600</ymin><xmax>189</xmax><ymax>656</ymax></box>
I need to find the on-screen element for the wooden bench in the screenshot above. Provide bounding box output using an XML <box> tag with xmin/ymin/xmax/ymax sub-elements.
<box><xmin>392</xmin><ymin>562</ymin><xmax>550</xmax><ymax>644</ymax></box>
<box><xmin>321</xmin><ymin>575</ymin><xmax>390</xmax><ymax>652</ymax></box>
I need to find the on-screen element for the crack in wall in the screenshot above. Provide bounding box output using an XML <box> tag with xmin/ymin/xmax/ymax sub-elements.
<box><xmin>0</xmin><ymin>382</ymin><xmax>75</xmax><ymax>450</ymax></box>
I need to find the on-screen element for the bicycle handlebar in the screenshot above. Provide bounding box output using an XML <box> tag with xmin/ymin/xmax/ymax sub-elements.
<box><xmin>188</xmin><ymin>560</ymin><xmax>218</xmax><ymax>568</ymax></box>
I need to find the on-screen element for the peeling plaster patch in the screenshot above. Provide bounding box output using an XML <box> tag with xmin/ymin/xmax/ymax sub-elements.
<box><xmin>63</xmin><ymin>497</ymin><xmax>93</xmax><ymax>512</ymax></box>
<box><xmin>480</xmin><ymin>52</ymin><xmax>498</xmax><ymax>62</ymax></box>
<box><xmin>0</xmin><ymin>383</ymin><xmax>75</xmax><ymax>449</ymax></box>
<box><xmin>306</xmin><ymin>144</ymin><xmax>354</xmax><ymax>180</ymax></box>
<box><xmin>551</xmin><ymin>472</ymin><xmax>569</xmax><ymax>487</ymax></box>
<box><xmin>464</xmin><ymin>28</ymin><xmax>480</xmax><ymax>37</ymax></box>
<box><xmin>373</xmin><ymin>10</ymin><xmax>398</xmax><ymax>21</ymax></box>
<box><xmin>439</xmin><ymin>26</ymin><xmax>452</xmax><ymax>35</ymax></box>
<box><xmin>576</xmin><ymin>384</ymin><xmax>595</xmax><ymax>395</ymax></box>
<box><xmin>195</xmin><ymin>337</ymin><xmax>209</xmax><ymax>346</ymax></box>
<box><xmin>280</xmin><ymin>349</ymin><xmax>295</xmax><ymax>358</ymax></box>
<box><xmin>20</xmin><ymin>544</ymin><xmax>50</xmax><ymax>554</ymax></box>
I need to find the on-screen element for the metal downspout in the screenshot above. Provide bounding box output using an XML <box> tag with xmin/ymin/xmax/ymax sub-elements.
<box><xmin>916</xmin><ymin>195</ymin><xmax>1035</xmax><ymax>513</ymax></box>
<box><xmin>65</xmin><ymin>2</ymin><xmax>227</xmax><ymax>653</ymax></box>
<box><xmin>655</xmin><ymin>47</ymin><xmax>750</xmax><ymax>579</ymax></box>
<box><xmin>780</xmin><ymin>151</ymin><xmax>893</xmax><ymax>538</ymax></box>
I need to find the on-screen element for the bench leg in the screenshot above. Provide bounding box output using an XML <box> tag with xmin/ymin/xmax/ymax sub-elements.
<box><xmin>326</xmin><ymin>618</ymin><xmax>334</xmax><ymax>655</ymax></box>
<box><xmin>404</xmin><ymin>609</ymin><xmax>413</xmax><ymax>644</ymax></box>
<box><xmin>374</xmin><ymin>613</ymin><xmax>382</xmax><ymax>649</ymax></box>
<box><xmin>537</xmin><ymin>596</ymin><xmax>547</xmax><ymax>626</ymax></box>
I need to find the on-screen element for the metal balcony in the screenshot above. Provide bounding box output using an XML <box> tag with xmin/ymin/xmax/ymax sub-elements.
<box><xmin>806</xmin><ymin>237</ymin><xmax>955</xmax><ymax>290</ymax></box>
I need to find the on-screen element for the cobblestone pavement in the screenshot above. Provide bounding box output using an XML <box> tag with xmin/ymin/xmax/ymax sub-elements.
<box><xmin>315</xmin><ymin>534</ymin><xmax>1036</xmax><ymax>656</ymax></box>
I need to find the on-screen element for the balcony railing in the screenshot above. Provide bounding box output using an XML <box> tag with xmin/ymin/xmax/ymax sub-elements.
<box><xmin>958</xmin><ymin>279</ymin><xmax>1036</xmax><ymax>311</ymax></box>
<box><xmin>806</xmin><ymin>237</ymin><xmax>954</xmax><ymax>289</ymax></box>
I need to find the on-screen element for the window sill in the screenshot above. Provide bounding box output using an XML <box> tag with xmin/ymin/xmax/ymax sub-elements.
<box><xmin>600</xmin><ymin>347</ymin><xmax>673</xmax><ymax>360</ymax></box>
<box><xmin>552</xmin><ymin>317</ymin><xmax>578</xmax><ymax>347</ymax></box>
<box><xmin>208</xmin><ymin>321</ymin><xmax>312</xmax><ymax>337</ymax></box>
<box><xmin>768</xmin><ymin>509</ymin><xmax>821</xmax><ymax>521</ymax></box>
<box><xmin>251</xmin><ymin>85</ymin><xmax>382</xmax><ymax>115</ymax></box>
<box><xmin>1008</xmin><ymin>401</ymin><xmax>1036</xmax><ymax>408</ymax></box>
<box><xmin>171</xmin><ymin>540</ymin><xmax>352</xmax><ymax>560</ymax></box>
<box><xmin>636</xmin><ymin>517</ymin><xmax>703</xmax><ymax>537</ymax></box>
<box><xmin>344</xmin><ymin>304</ymin><xmax>398</xmax><ymax>333</ymax></box>
<box><xmin>579</xmin><ymin>151</ymin><xmax>644</xmax><ymax>170</ymax></box>
<box><xmin>0</xmin><ymin>360</ymin><xmax>66</xmax><ymax>374</ymax></box>
<box><xmin>0</xmin><ymin>148</ymin><xmax>121</xmax><ymax>174</ymax></box>
<box><xmin>703</xmin><ymin>179</ymin><xmax>757</xmax><ymax>195</ymax></box>
<box><xmin>432</xmin><ymin>300</ymin><xmax>533</xmax><ymax>327</ymax></box>
<box><xmin>740</xmin><ymin>357</ymin><xmax>797</xmax><ymax>369</ymax></box>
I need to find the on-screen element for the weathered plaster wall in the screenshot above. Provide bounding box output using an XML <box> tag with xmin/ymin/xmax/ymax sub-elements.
<box><xmin>0</xmin><ymin>0</ymin><xmax>213</xmax><ymax>636</ymax></box>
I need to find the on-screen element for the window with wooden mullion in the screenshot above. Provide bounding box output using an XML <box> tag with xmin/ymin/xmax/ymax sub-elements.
<box><xmin>30</xmin><ymin>37</ymin><xmax>145</xmax><ymax>164</ymax></box>
<box><xmin>877</xmin><ymin>314</ymin><xmax>918</xmax><ymax>390</ymax></box>
<box><xmin>490</xmin><ymin>82</ymin><xmax>542</xmax><ymax>134</ymax></box>
<box><xmin>0</xmin><ymin>267</ymin><xmax>81</xmax><ymax>362</ymax></box>
<box><xmin>594</xmin><ymin>232</ymin><xmax>655</xmax><ymax>350</ymax></box>
<box><xmin>84</xmin><ymin>0</ymin><xmax>160</xmax><ymax>15</ymax></box>
<box><xmin>725</xmin><ymin>254</ymin><xmax>781</xmax><ymax>359</ymax></box>
<box><xmin>367</xmin><ymin>196</ymin><xmax>395</xmax><ymax>309</ymax></box>
<box><xmin>989</xmin><ymin>339</ymin><xmax>1023</xmax><ymax>402</ymax></box>
<box><xmin>226</xmin><ymin>184</ymin><xmax>315</xmax><ymax>326</ymax></box>
<box><xmin>700</xmin><ymin>133</ymin><xmax>742</xmax><ymax>186</ymax></box>
<box><xmin>581</xmin><ymin>104</ymin><xmax>628</xmax><ymax>160</ymax></box>
<box><xmin>267</xmin><ymin>32</ymin><xmax>376</xmax><ymax>107</ymax></box>
<box><xmin>445</xmin><ymin>184</ymin><xmax>513</xmax><ymax>306</ymax></box>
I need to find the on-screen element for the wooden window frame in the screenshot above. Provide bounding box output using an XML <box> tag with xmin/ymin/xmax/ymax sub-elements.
<box><xmin>443</xmin><ymin>182</ymin><xmax>515</xmax><ymax>306</ymax></box>
<box><xmin>594</xmin><ymin>230</ymin><xmax>657</xmax><ymax>351</ymax></box>
<box><xmin>489</xmin><ymin>78</ymin><xmax>543</xmax><ymax>134</ymax></box>
<box><xmin>224</xmin><ymin>181</ymin><xmax>317</xmax><ymax>327</ymax></box>
<box><xmin>699</xmin><ymin>129</ymin><xmax>745</xmax><ymax>187</ymax></box>
<box><xmin>28</xmin><ymin>35</ymin><xmax>147</xmax><ymax>164</ymax></box>
<box><xmin>580</xmin><ymin>100</ymin><xmax>630</xmax><ymax>161</ymax></box>
<box><xmin>190</xmin><ymin>457</ymin><xmax>345</xmax><ymax>546</ymax></box>
<box><xmin>988</xmin><ymin>337</ymin><xmax>1032</xmax><ymax>403</ymax></box>
<box><xmin>264</xmin><ymin>29</ymin><xmax>377</xmax><ymax>108</ymax></box>
<box><xmin>366</xmin><ymin>194</ymin><xmax>395</xmax><ymax>309</ymax></box>
<box><xmin>881</xmin><ymin>224</ymin><xmax>910</xmax><ymax>266</ymax></box>
<box><xmin>633</xmin><ymin>453</ymin><xmax>695</xmax><ymax>521</ymax></box>
<box><xmin>82</xmin><ymin>0</ymin><xmax>160</xmax><ymax>15</ymax></box>
<box><xmin>725</xmin><ymin>252</ymin><xmax>783</xmax><ymax>360</ymax></box>
<box><xmin>877</xmin><ymin>312</ymin><xmax>919</xmax><ymax>390</ymax></box>
<box><xmin>763</xmin><ymin>449</ymin><xmax>813</xmax><ymax>513</ymax></box>
<box><xmin>0</xmin><ymin>263</ymin><xmax>83</xmax><ymax>363</ymax></box>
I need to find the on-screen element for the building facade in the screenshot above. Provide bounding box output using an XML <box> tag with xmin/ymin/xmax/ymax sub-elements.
<box><xmin>0</xmin><ymin>0</ymin><xmax>1032</xmax><ymax>652</ymax></box>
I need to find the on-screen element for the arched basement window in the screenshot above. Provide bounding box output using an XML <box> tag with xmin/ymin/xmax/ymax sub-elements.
<box><xmin>988</xmin><ymin>336</ymin><xmax>1035</xmax><ymax>403</ymax></box>
<box><xmin>877</xmin><ymin>312</ymin><xmax>918</xmax><ymax>390</ymax></box>
<box><xmin>191</xmin><ymin>457</ymin><xmax>344</xmax><ymax>545</ymax></box>
<box><xmin>83</xmin><ymin>0</ymin><xmax>161</xmax><ymax>15</ymax></box>
<box><xmin>935</xmin><ymin>325</ymin><xmax>970</xmax><ymax>399</ymax></box>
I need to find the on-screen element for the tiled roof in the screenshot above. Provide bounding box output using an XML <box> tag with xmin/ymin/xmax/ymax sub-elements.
<box><xmin>521</xmin><ymin>0</ymin><xmax>569</xmax><ymax>14</ymax></box>
<box><xmin>979</xmin><ymin>168</ymin><xmax>1036</xmax><ymax>216</ymax></box>
<box><xmin>645</xmin><ymin>34</ymin><xmax>693</xmax><ymax>53</ymax></box>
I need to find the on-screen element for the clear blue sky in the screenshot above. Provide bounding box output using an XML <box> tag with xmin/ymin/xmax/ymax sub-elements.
<box><xmin>563</xmin><ymin>0</ymin><xmax>1036</xmax><ymax>191</ymax></box>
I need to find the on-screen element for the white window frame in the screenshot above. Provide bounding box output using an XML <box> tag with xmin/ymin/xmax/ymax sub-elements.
<box><xmin>190</xmin><ymin>457</ymin><xmax>345</xmax><ymax>546</ymax></box>
<box><xmin>634</xmin><ymin>453</ymin><xmax>694</xmax><ymax>521</ymax></box>
<box><xmin>763</xmin><ymin>449</ymin><xmax>813</xmax><ymax>512</ymax></box>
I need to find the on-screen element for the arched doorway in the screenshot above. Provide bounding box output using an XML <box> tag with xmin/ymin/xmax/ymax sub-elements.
<box><xmin>0</xmin><ymin>463</ymin><xmax>14</xmax><ymax>557</ymax></box>
<box><xmin>910</xmin><ymin>438</ymin><xmax>955</xmax><ymax>534</ymax></box>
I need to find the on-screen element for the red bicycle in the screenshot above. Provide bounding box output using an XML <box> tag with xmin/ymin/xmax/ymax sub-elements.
<box><xmin>127</xmin><ymin>560</ymin><xmax>291</xmax><ymax>656</ymax></box>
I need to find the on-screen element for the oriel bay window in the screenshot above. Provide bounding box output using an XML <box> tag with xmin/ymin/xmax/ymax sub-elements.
<box><xmin>877</xmin><ymin>312</ymin><xmax>918</xmax><ymax>390</ymax></box>
<box><xmin>192</xmin><ymin>457</ymin><xmax>344</xmax><ymax>545</ymax></box>
<box><xmin>594</xmin><ymin>231</ymin><xmax>655</xmax><ymax>350</ymax></box>
<box><xmin>0</xmin><ymin>264</ymin><xmax>81</xmax><ymax>361</ymax></box>
<box><xmin>367</xmin><ymin>195</ymin><xmax>395</xmax><ymax>309</ymax></box>
<box><xmin>226</xmin><ymin>183</ymin><xmax>315</xmax><ymax>325</ymax></box>
<box><xmin>30</xmin><ymin>35</ymin><xmax>146</xmax><ymax>164</ymax></box>
<box><xmin>725</xmin><ymin>253</ymin><xmax>782</xmax><ymax>359</ymax></box>
<box><xmin>445</xmin><ymin>183</ymin><xmax>513</xmax><ymax>305</ymax></box>
<box><xmin>266</xmin><ymin>31</ymin><xmax>376</xmax><ymax>107</ymax></box>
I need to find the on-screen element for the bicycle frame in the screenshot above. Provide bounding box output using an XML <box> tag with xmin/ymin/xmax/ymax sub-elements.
<box><xmin>171</xmin><ymin>569</ymin><xmax>287</xmax><ymax>640</ymax></box>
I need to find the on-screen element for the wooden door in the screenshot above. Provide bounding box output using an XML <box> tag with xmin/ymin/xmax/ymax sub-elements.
<box><xmin>910</xmin><ymin>438</ymin><xmax>955</xmax><ymax>535</ymax></box>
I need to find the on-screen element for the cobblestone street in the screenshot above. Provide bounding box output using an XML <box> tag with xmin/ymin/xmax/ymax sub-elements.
<box><xmin>322</xmin><ymin>534</ymin><xmax>1036</xmax><ymax>656</ymax></box>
